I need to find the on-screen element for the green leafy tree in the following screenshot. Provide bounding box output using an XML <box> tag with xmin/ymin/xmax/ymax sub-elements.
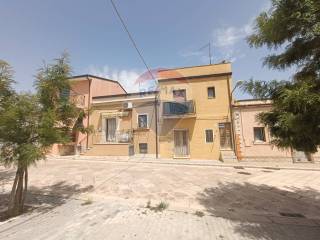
<box><xmin>0</xmin><ymin>54</ymin><xmax>83</xmax><ymax>217</ymax></box>
<box><xmin>242</xmin><ymin>0</ymin><xmax>320</xmax><ymax>162</ymax></box>
<box><xmin>248</xmin><ymin>0</ymin><xmax>320</xmax><ymax>82</ymax></box>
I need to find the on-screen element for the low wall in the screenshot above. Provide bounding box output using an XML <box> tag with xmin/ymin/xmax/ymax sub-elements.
<box><xmin>84</xmin><ymin>143</ymin><xmax>130</xmax><ymax>156</ymax></box>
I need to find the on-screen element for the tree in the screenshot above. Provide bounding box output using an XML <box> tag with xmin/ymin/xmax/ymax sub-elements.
<box><xmin>241</xmin><ymin>0</ymin><xmax>320</xmax><ymax>162</ymax></box>
<box><xmin>248</xmin><ymin>0</ymin><xmax>320</xmax><ymax>82</ymax></box>
<box><xmin>0</xmin><ymin>54</ymin><xmax>82</xmax><ymax>217</ymax></box>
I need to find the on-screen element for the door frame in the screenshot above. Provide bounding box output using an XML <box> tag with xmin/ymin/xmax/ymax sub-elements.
<box><xmin>218</xmin><ymin>122</ymin><xmax>233</xmax><ymax>150</ymax></box>
<box><xmin>173</xmin><ymin>129</ymin><xmax>190</xmax><ymax>158</ymax></box>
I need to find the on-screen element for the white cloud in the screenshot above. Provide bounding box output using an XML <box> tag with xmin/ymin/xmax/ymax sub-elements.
<box><xmin>87</xmin><ymin>65</ymin><xmax>156</xmax><ymax>93</ymax></box>
<box><xmin>180</xmin><ymin>21</ymin><xmax>253</xmax><ymax>64</ymax></box>
<box><xmin>213</xmin><ymin>22</ymin><xmax>253</xmax><ymax>48</ymax></box>
<box><xmin>209</xmin><ymin>20</ymin><xmax>254</xmax><ymax>62</ymax></box>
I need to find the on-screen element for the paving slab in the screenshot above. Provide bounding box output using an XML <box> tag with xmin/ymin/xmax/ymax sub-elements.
<box><xmin>1</xmin><ymin>158</ymin><xmax>320</xmax><ymax>239</ymax></box>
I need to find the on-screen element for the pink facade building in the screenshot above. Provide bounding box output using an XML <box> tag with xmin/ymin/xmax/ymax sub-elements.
<box><xmin>233</xmin><ymin>99</ymin><xmax>320</xmax><ymax>162</ymax></box>
<box><xmin>50</xmin><ymin>75</ymin><xmax>126</xmax><ymax>155</ymax></box>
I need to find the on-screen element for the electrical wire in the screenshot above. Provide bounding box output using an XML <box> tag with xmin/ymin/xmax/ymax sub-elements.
<box><xmin>109</xmin><ymin>0</ymin><xmax>159</xmax><ymax>158</ymax></box>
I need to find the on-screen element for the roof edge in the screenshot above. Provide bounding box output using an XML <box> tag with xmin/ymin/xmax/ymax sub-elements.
<box><xmin>158</xmin><ymin>72</ymin><xmax>232</xmax><ymax>82</ymax></box>
<box><xmin>69</xmin><ymin>74</ymin><xmax>127</xmax><ymax>93</ymax></box>
<box><xmin>158</xmin><ymin>62</ymin><xmax>231</xmax><ymax>72</ymax></box>
<box><xmin>93</xmin><ymin>90</ymin><xmax>158</xmax><ymax>100</ymax></box>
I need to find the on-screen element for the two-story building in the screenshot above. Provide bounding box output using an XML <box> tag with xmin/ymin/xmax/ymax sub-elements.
<box><xmin>50</xmin><ymin>74</ymin><xmax>126</xmax><ymax>156</ymax></box>
<box><xmin>157</xmin><ymin>63</ymin><xmax>234</xmax><ymax>160</ymax></box>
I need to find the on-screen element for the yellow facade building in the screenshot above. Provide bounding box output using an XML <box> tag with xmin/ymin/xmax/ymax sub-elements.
<box><xmin>157</xmin><ymin>63</ymin><xmax>234</xmax><ymax>160</ymax></box>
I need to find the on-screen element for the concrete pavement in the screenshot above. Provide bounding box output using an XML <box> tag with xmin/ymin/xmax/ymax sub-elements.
<box><xmin>1</xmin><ymin>158</ymin><xmax>320</xmax><ymax>239</ymax></box>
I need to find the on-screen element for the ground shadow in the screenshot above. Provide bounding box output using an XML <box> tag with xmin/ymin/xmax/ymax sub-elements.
<box><xmin>197</xmin><ymin>182</ymin><xmax>320</xmax><ymax>239</ymax></box>
<box><xmin>0</xmin><ymin>169</ymin><xmax>15</xmax><ymax>185</ymax></box>
<box><xmin>0</xmin><ymin>181</ymin><xmax>93</xmax><ymax>221</ymax></box>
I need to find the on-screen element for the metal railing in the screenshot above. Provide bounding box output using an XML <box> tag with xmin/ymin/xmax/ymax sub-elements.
<box><xmin>162</xmin><ymin>100</ymin><xmax>195</xmax><ymax>116</ymax></box>
<box><xmin>92</xmin><ymin>130</ymin><xmax>133</xmax><ymax>144</ymax></box>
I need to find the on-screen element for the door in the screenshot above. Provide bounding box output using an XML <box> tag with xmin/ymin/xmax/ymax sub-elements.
<box><xmin>219</xmin><ymin>123</ymin><xmax>232</xmax><ymax>149</ymax></box>
<box><xmin>174</xmin><ymin>130</ymin><xmax>189</xmax><ymax>157</ymax></box>
<box><xmin>106</xmin><ymin>118</ymin><xmax>116</xmax><ymax>142</ymax></box>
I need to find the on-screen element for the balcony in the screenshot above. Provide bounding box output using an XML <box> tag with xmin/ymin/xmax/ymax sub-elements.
<box><xmin>92</xmin><ymin>130</ymin><xmax>133</xmax><ymax>144</ymax></box>
<box><xmin>162</xmin><ymin>100</ymin><xmax>196</xmax><ymax>118</ymax></box>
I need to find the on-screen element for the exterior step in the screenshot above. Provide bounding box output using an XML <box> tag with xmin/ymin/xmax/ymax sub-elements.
<box><xmin>220</xmin><ymin>150</ymin><xmax>238</xmax><ymax>163</ymax></box>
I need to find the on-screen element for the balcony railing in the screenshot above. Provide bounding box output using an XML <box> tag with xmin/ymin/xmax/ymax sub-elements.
<box><xmin>92</xmin><ymin>130</ymin><xmax>133</xmax><ymax>144</ymax></box>
<box><xmin>70</xmin><ymin>94</ymin><xmax>86</xmax><ymax>108</ymax></box>
<box><xmin>162</xmin><ymin>100</ymin><xmax>195</xmax><ymax>116</ymax></box>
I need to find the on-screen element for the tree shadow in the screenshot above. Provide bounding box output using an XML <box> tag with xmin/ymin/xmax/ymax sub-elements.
<box><xmin>0</xmin><ymin>181</ymin><xmax>93</xmax><ymax>221</ymax></box>
<box><xmin>197</xmin><ymin>182</ymin><xmax>320</xmax><ymax>239</ymax></box>
<box><xmin>0</xmin><ymin>169</ymin><xmax>15</xmax><ymax>185</ymax></box>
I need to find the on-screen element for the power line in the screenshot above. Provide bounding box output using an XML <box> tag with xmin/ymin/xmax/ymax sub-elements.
<box><xmin>109</xmin><ymin>0</ymin><xmax>156</xmax><ymax>81</ymax></box>
<box><xmin>109</xmin><ymin>0</ymin><xmax>159</xmax><ymax>158</ymax></box>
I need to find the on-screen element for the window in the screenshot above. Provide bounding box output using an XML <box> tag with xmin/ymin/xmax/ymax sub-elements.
<box><xmin>207</xmin><ymin>87</ymin><xmax>215</xmax><ymax>99</ymax></box>
<box><xmin>173</xmin><ymin>89</ymin><xmax>186</xmax><ymax>102</ymax></box>
<box><xmin>60</xmin><ymin>88</ymin><xmax>70</xmax><ymax>101</ymax></box>
<box><xmin>254</xmin><ymin>127</ymin><xmax>266</xmax><ymax>142</ymax></box>
<box><xmin>205</xmin><ymin>129</ymin><xmax>214</xmax><ymax>143</ymax></box>
<box><xmin>138</xmin><ymin>114</ymin><xmax>148</xmax><ymax>128</ymax></box>
<box><xmin>106</xmin><ymin>118</ymin><xmax>117</xmax><ymax>142</ymax></box>
<box><xmin>139</xmin><ymin>143</ymin><xmax>148</xmax><ymax>154</ymax></box>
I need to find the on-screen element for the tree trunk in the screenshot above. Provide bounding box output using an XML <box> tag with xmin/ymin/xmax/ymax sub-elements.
<box><xmin>305</xmin><ymin>152</ymin><xmax>315</xmax><ymax>163</ymax></box>
<box><xmin>7</xmin><ymin>166</ymin><xmax>28</xmax><ymax>217</ymax></box>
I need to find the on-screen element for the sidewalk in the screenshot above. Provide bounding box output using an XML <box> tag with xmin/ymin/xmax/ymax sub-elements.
<box><xmin>1</xmin><ymin>198</ymin><xmax>320</xmax><ymax>240</ymax></box>
<box><xmin>48</xmin><ymin>155</ymin><xmax>320</xmax><ymax>171</ymax></box>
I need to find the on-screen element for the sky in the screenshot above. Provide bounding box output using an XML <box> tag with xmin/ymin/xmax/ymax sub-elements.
<box><xmin>0</xmin><ymin>0</ymin><xmax>294</xmax><ymax>99</ymax></box>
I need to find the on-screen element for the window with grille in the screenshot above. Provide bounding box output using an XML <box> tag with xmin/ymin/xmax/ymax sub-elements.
<box><xmin>205</xmin><ymin>129</ymin><xmax>214</xmax><ymax>143</ymax></box>
<box><xmin>138</xmin><ymin>114</ymin><xmax>148</xmax><ymax>128</ymax></box>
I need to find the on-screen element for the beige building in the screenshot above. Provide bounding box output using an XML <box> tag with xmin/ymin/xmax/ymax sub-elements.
<box><xmin>233</xmin><ymin>99</ymin><xmax>320</xmax><ymax>162</ymax></box>
<box><xmin>84</xmin><ymin>91</ymin><xmax>158</xmax><ymax>157</ymax></box>
<box><xmin>157</xmin><ymin>63</ymin><xmax>235</xmax><ymax>160</ymax></box>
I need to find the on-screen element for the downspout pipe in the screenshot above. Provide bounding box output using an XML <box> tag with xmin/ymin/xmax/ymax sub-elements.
<box><xmin>86</xmin><ymin>75</ymin><xmax>92</xmax><ymax>150</ymax></box>
<box><xmin>155</xmin><ymin>96</ymin><xmax>159</xmax><ymax>158</ymax></box>
<box><xmin>226</xmin><ymin>76</ymin><xmax>237</xmax><ymax>157</ymax></box>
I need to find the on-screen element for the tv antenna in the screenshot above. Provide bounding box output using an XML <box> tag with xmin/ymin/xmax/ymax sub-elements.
<box><xmin>199</xmin><ymin>42</ymin><xmax>212</xmax><ymax>64</ymax></box>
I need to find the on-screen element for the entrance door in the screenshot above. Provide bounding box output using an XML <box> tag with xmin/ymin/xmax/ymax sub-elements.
<box><xmin>106</xmin><ymin>118</ymin><xmax>116</xmax><ymax>142</ymax></box>
<box><xmin>219</xmin><ymin>123</ymin><xmax>232</xmax><ymax>149</ymax></box>
<box><xmin>174</xmin><ymin>130</ymin><xmax>189</xmax><ymax>157</ymax></box>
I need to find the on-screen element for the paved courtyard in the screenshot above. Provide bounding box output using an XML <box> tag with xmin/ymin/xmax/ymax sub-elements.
<box><xmin>1</xmin><ymin>158</ymin><xmax>320</xmax><ymax>239</ymax></box>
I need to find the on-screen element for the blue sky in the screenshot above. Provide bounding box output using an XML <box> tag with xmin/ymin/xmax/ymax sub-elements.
<box><xmin>0</xmin><ymin>0</ymin><xmax>293</xmax><ymax>99</ymax></box>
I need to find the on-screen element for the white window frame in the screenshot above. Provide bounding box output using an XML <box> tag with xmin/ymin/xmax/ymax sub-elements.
<box><xmin>205</xmin><ymin>129</ymin><xmax>214</xmax><ymax>143</ymax></box>
<box><xmin>253</xmin><ymin>127</ymin><xmax>266</xmax><ymax>143</ymax></box>
<box><xmin>100</xmin><ymin>116</ymin><xmax>118</xmax><ymax>143</ymax></box>
<box><xmin>137</xmin><ymin>113</ymin><xmax>149</xmax><ymax>129</ymax></box>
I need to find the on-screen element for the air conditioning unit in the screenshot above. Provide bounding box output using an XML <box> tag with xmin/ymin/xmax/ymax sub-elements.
<box><xmin>123</xmin><ymin>102</ymin><xmax>133</xmax><ymax>109</ymax></box>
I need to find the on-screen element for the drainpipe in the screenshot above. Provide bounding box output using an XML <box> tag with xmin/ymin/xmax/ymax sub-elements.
<box><xmin>86</xmin><ymin>75</ymin><xmax>92</xmax><ymax>150</ymax></box>
<box><xmin>155</xmin><ymin>96</ymin><xmax>159</xmax><ymax>158</ymax></box>
<box><xmin>226</xmin><ymin>76</ymin><xmax>237</xmax><ymax>157</ymax></box>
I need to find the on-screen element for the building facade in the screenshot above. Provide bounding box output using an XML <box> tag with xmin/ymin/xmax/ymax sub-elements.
<box><xmin>50</xmin><ymin>65</ymin><xmax>319</xmax><ymax>163</ymax></box>
<box><xmin>83</xmin><ymin>91</ymin><xmax>158</xmax><ymax>157</ymax></box>
<box><xmin>50</xmin><ymin>74</ymin><xmax>126</xmax><ymax>155</ymax></box>
<box><xmin>157</xmin><ymin>63</ymin><xmax>234</xmax><ymax>160</ymax></box>
<box><xmin>233</xmin><ymin>99</ymin><xmax>320</xmax><ymax>162</ymax></box>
